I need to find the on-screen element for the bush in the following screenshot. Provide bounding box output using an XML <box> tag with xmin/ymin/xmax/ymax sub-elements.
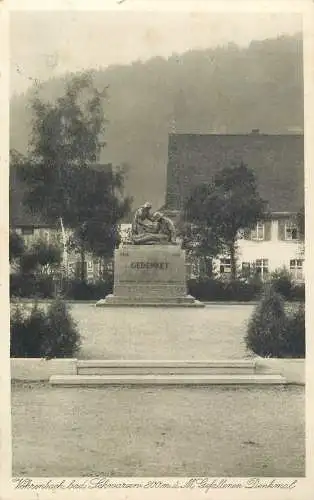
<box><xmin>282</xmin><ymin>304</ymin><xmax>305</xmax><ymax>358</ymax></box>
<box><xmin>42</xmin><ymin>299</ymin><xmax>81</xmax><ymax>358</ymax></box>
<box><xmin>245</xmin><ymin>286</ymin><xmax>288</xmax><ymax>357</ymax></box>
<box><xmin>63</xmin><ymin>278</ymin><xmax>113</xmax><ymax>300</ymax></box>
<box><xmin>270</xmin><ymin>267</ymin><xmax>293</xmax><ymax>299</ymax></box>
<box><xmin>187</xmin><ymin>277</ymin><xmax>262</xmax><ymax>302</ymax></box>
<box><xmin>245</xmin><ymin>286</ymin><xmax>305</xmax><ymax>358</ymax></box>
<box><xmin>9</xmin><ymin>231</ymin><xmax>25</xmax><ymax>262</ymax></box>
<box><xmin>10</xmin><ymin>298</ymin><xmax>81</xmax><ymax>358</ymax></box>
<box><xmin>10</xmin><ymin>273</ymin><xmax>56</xmax><ymax>298</ymax></box>
<box><xmin>290</xmin><ymin>283</ymin><xmax>305</xmax><ymax>302</ymax></box>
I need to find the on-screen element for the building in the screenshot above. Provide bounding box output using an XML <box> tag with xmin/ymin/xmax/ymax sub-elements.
<box><xmin>165</xmin><ymin>132</ymin><xmax>304</xmax><ymax>281</ymax></box>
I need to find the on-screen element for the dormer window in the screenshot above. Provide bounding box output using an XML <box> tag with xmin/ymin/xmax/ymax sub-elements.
<box><xmin>251</xmin><ymin>222</ymin><xmax>264</xmax><ymax>241</ymax></box>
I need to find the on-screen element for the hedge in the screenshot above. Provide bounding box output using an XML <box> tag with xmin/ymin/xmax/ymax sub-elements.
<box><xmin>187</xmin><ymin>278</ymin><xmax>262</xmax><ymax>302</ymax></box>
<box><xmin>10</xmin><ymin>298</ymin><xmax>81</xmax><ymax>358</ymax></box>
<box><xmin>10</xmin><ymin>274</ymin><xmax>304</xmax><ymax>302</ymax></box>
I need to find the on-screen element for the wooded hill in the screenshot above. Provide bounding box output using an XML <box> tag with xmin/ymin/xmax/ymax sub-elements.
<box><xmin>10</xmin><ymin>34</ymin><xmax>303</xmax><ymax>211</ymax></box>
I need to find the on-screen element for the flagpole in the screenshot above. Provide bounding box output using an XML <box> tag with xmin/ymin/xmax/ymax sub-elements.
<box><xmin>60</xmin><ymin>217</ymin><xmax>68</xmax><ymax>277</ymax></box>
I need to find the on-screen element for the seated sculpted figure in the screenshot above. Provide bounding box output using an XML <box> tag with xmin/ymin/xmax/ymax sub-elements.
<box><xmin>131</xmin><ymin>203</ymin><xmax>177</xmax><ymax>245</ymax></box>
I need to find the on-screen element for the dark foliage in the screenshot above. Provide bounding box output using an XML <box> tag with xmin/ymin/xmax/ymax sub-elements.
<box><xmin>63</xmin><ymin>278</ymin><xmax>113</xmax><ymax>300</ymax></box>
<box><xmin>281</xmin><ymin>304</ymin><xmax>305</xmax><ymax>358</ymax></box>
<box><xmin>187</xmin><ymin>278</ymin><xmax>262</xmax><ymax>302</ymax></box>
<box><xmin>10</xmin><ymin>299</ymin><xmax>81</xmax><ymax>358</ymax></box>
<box><xmin>245</xmin><ymin>287</ymin><xmax>288</xmax><ymax>357</ymax></box>
<box><xmin>9</xmin><ymin>231</ymin><xmax>25</xmax><ymax>262</ymax></box>
<box><xmin>271</xmin><ymin>268</ymin><xmax>293</xmax><ymax>299</ymax></box>
<box><xmin>184</xmin><ymin>163</ymin><xmax>268</xmax><ymax>278</ymax></box>
<box><xmin>10</xmin><ymin>274</ymin><xmax>56</xmax><ymax>298</ymax></box>
<box><xmin>245</xmin><ymin>287</ymin><xmax>305</xmax><ymax>358</ymax></box>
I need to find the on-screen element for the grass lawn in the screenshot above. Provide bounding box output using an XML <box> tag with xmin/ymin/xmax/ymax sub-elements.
<box><xmin>12</xmin><ymin>382</ymin><xmax>305</xmax><ymax>477</ymax></box>
<box><xmin>69</xmin><ymin>304</ymin><xmax>255</xmax><ymax>360</ymax></box>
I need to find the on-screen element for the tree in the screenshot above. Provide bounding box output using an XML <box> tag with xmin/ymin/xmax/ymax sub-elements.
<box><xmin>9</xmin><ymin>231</ymin><xmax>25</xmax><ymax>263</ymax></box>
<box><xmin>179</xmin><ymin>219</ymin><xmax>221</xmax><ymax>278</ymax></box>
<box><xmin>66</xmin><ymin>166</ymin><xmax>131</xmax><ymax>281</ymax></box>
<box><xmin>14</xmin><ymin>72</ymin><xmax>131</xmax><ymax>281</ymax></box>
<box><xmin>297</xmin><ymin>205</ymin><xmax>304</xmax><ymax>240</ymax></box>
<box><xmin>184</xmin><ymin>163</ymin><xmax>268</xmax><ymax>279</ymax></box>
<box><xmin>19</xmin><ymin>240</ymin><xmax>62</xmax><ymax>276</ymax></box>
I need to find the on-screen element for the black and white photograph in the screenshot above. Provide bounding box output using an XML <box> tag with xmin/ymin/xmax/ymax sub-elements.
<box><xmin>2</xmin><ymin>0</ymin><xmax>313</xmax><ymax>494</ymax></box>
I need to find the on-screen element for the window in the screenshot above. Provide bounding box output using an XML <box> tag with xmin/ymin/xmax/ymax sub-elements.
<box><xmin>220</xmin><ymin>258</ymin><xmax>231</xmax><ymax>274</ymax></box>
<box><xmin>241</xmin><ymin>262</ymin><xmax>251</xmax><ymax>280</ymax></box>
<box><xmin>68</xmin><ymin>263</ymin><xmax>76</xmax><ymax>277</ymax></box>
<box><xmin>255</xmin><ymin>259</ymin><xmax>269</xmax><ymax>278</ymax></box>
<box><xmin>251</xmin><ymin>223</ymin><xmax>264</xmax><ymax>241</ymax></box>
<box><xmin>241</xmin><ymin>262</ymin><xmax>251</xmax><ymax>274</ymax></box>
<box><xmin>285</xmin><ymin>222</ymin><xmax>298</xmax><ymax>241</ymax></box>
<box><xmin>75</xmin><ymin>261</ymin><xmax>87</xmax><ymax>279</ymax></box>
<box><xmin>41</xmin><ymin>230</ymin><xmax>50</xmax><ymax>243</ymax></box>
<box><xmin>290</xmin><ymin>259</ymin><xmax>304</xmax><ymax>280</ymax></box>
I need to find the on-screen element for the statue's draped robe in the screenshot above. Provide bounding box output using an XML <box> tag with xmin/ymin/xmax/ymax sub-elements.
<box><xmin>131</xmin><ymin>207</ymin><xmax>176</xmax><ymax>245</ymax></box>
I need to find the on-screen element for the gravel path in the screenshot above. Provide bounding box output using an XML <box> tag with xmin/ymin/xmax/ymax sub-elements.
<box><xmin>69</xmin><ymin>304</ymin><xmax>255</xmax><ymax>360</ymax></box>
<box><xmin>12</xmin><ymin>382</ymin><xmax>305</xmax><ymax>477</ymax></box>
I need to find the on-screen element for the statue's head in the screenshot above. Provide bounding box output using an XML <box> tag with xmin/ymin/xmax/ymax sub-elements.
<box><xmin>153</xmin><ymin>211</ymin><xmax>163</xmax><ymax>221</ymax></box>
<box><xmin>142</xmin><ymin>202</ymin><xmax>152</xmax><ymax>216</ymax></box>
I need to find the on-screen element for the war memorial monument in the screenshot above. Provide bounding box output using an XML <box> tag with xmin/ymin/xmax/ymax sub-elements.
<box><xmin>96</xmin><ymin>202</ymin><xmax>204</xmax><ymax>307</ymax></box>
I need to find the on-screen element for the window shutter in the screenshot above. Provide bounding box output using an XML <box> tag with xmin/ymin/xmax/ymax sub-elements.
<box><xmin>264</xmin><ymin>221</ymin><xmax>272</xmax><ymax>241</ymax></box>
<box><xmin>278</xmin><ymin>220</ymin><xmax>286</xmax><ymax>241</ymax></box>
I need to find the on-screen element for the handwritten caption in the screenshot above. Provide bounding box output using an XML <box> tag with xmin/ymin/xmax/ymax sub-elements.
<box><xmin>13</xmin><ymin>477</ymin><xmax>298</xmax><ymax>492</ymax></box>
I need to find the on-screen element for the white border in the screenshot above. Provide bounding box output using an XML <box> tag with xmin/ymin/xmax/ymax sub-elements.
<box><xmin>1</xmin><ymin>1</ymin><xmax>314</xmax><ymax>499</ymax></box>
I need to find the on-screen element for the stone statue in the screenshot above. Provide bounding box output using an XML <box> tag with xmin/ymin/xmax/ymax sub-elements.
<box><xmin>131</xmin><ymin>202</ymin><xmax>177</xmax><ymax>245</ymax></box>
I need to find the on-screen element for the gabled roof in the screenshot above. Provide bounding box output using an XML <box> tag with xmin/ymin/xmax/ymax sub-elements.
<box><xmin>166</xmin><ymin>133</ymin><xmax>304</xmax><ymax>213</ymax></box>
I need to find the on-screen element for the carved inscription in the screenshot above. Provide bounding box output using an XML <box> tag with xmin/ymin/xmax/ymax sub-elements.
<box><xmin>130</xmin><ymin>261</ymin><xmax>169</xmax><ymax>270</ymax></box>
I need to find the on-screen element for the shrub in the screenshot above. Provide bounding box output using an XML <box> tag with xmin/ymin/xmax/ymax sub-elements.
<box><xmin>245</xmin><ymin>286</ymin><xmax>305</xmax><ymax>358</ymax></box>
<box><xmin>290</xmin><ymin>283</ymin><xmax>305</xmax><ymax>302</ymax></box>
<box><xmin>10</xmin><ymin>273</ymin><xmax>56</xmax><ymax>298</ymax></box>
<box><xmin>10</xmin><ymin>303</ymin><xmax>30</xmax><ymax>357</ymax></box>
<box><xmin>42</xmin><ymin>299</ymin><xmax>81</xmax><ymax>358</ymax></box>
<box><xmin>63</xmin><ymin>278</ymin><xmax>113</xmax><ymax>300</ymax></box>
<box><xmin>282</xmin><ymin>304</ymin><xmax>305</xmax><ymax>358</ymax></box>
<box><xmin>270</xmin><ymin>267</ymin><xmax>293</xmax><ymax>299</ymax></box>
<box><xmin>187</xmin><ymin>277</ymin><xmax>261</xmax><ymax>301</ymax></box>
<box><xmin>245</xmin><ymin>286</ymin><xmax>288</xmax><ymax>357</ymax></box>
<box><xmin>10</xmin><ymin>299</ymin><xmax>81</xmax><ymax>358</ymax></box>
<box><xmin>9</xmin><ymin>231</ymin><xmax>25</xmax><ymax>262</ymax></box>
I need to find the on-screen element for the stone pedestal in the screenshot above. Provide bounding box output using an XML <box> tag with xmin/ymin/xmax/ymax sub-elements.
<box><xmin>96</xmin><ymin>245</ymin><xmax>204</xmax><ymax>307</ymax></box>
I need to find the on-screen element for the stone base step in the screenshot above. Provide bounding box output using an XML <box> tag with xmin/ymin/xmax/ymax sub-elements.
<box><xmin>77</xmin><ymin>359</ymin><xmax>257</xmax><ymax>376</ymax></box>
<box><xmin>95</xmin><ymin>294</ymin><xmax>205</xmax><ymax>307</ymax></box>
<box><xmin>49</xmin><ymin>373</ymin><xmax>286</xmax><ymax>386</ymax></box>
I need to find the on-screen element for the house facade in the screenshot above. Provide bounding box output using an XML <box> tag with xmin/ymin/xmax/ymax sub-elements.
<box><xmin>165</xmin><ymin>132</ymin><xmax>304</xmax><ymax>281</ymax></box>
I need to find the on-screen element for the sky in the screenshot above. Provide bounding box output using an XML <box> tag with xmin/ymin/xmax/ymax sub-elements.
<box><xmin>10</xmin><ymin>11</ymin><xmax>302</xmax><ymax>96</ymax></box>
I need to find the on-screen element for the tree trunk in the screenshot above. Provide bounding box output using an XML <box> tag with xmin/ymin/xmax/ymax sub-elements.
<box><xmin>80</xmin><ymin>247</ymin><xmax>86</xmax><ymax>283</ymax></box>
<box><xmin>229</xmin><ymin>241</ymin><xmax>237</xmax><ymax>280</ymax></box>
<box><xmin>204</xmin><ymin>256</ymin><xmax>213</xmax><ymax>277</ymax></box>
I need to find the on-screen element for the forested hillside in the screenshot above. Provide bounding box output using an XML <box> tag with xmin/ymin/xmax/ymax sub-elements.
<box><xmin>10</xmin><ymin>34</ymin><xmax>303</xmax><ymax>210</ymax></box>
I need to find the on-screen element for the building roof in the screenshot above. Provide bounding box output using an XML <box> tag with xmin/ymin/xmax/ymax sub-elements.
<box><xmin>166</xmin><ymin>133</ymin><xmax>304</xmax><ymax>213</ymax></box>
<box><xmin>9</xmin><ymin>163</ymin><xmax>114</xmax><ymax>227</ymax></box>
